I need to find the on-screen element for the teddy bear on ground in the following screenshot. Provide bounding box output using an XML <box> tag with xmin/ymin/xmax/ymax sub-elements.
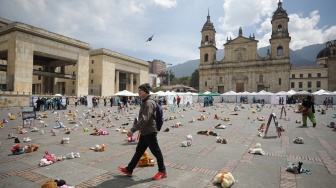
<box><xmin>248</xmin><ymin>143</ymin><xmax>265</xmax><ymax>155</ymax></box>
<box><xmin>257</xmin><ymin>116</ymin><xmax>265</xmax><ymax>121</ymax></box>
<box><xmin>39</xmin><ymin>158</ymin><xmax>53</xmax><ymax>167</ymax></box>
<box><xmin>181</xmin><ymin>135</ymin><xmax>194</xmax><ymax>147</ymax></box>
<box><xmin>31</xmin><ymin>127</ymin><xmax>39</xmax><ymax>132</ymax></box>
<box><xmin>90</xmin><ymin>144</ymin><xmax>106</xmax><ymax>152</ymax></box>
<box><xmin>137</xmin><ymin>151</ymin><xmax>155</xmax><ymax>167</ymax></box>
<box><xmin>293</xmin><ymin>137</ymin><xmax>304</xmax><ymax>144</ymax></box>
<box><xmin>214</xmin><ymin>114</ymin><xmax>221</xmax><ymax>120</ymax></box>
<box><xmin>216</xmin><ymin>137</ymin><xmax>228</xmax><ymax>144</ymax></box>
<box><xmin>44</xmin><ymin>151</ymin><xmax>57</xmax><ymax>163</ymax></box>
<box><xmin>41</xmin><ymin>180</ymin><xmax>57</xmax><ymax>188</ymax></box>
<box><xmin>213</xmin><ymin>171</ymin><xmax>235</xmax><ymax>188</ymax></box>
<box><xmin>61</xmin><ymin>138</ymin><xmax>70</xmax><ymax>144</ymax></box>
<box><xmin>215</xmin><ymin>123</ymin><xmax>226</xmax><ymax>129</ymax></box>
<box><xmin>11</xmin><ymin>144</ymin><xmax>25</xmax><ymax>155</ymax></box>
<box><xmin>23</xmin><ymin>145</ymin><xmax>39</xmax><ymax>153</ymax></box>
<box><xmin>286</xmin><ymin>162</ymin><xmax>303</xmax><ymax>174</ymax></box>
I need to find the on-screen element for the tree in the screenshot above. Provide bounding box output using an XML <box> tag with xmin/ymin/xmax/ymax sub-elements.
<box><xmin>158</xmin><ymin>70</ymin><xmax>175</xmax><ymax>85</ymax></box>
<box><xmin>189</xmin><ymin>69</ymin><xmax>199</xmax><ymax>89</ymax></box>
<box><xmin>171</xmin><ymin>76</ymin><xmax>190</xmax><ymax>85</ymax></box>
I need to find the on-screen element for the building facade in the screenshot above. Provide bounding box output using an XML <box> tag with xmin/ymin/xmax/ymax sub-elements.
<box><xmin>290</xmin><ymin>65</ymin><xmax>328</xmax><ymax>92</ymax></box>
<box><xmin>316</xmin><ymin>40</ymin><xmax>336</xmax><ymax>91</ymax></box>
<box><xmin>199</xmin><ymin>1</ymin><xmax>291</xmax><ymax>93</ymax></box>
<box><xmin>0</xmin><ymin>18</ymin><xmax>149</xmax><ymax>96</ymax></box>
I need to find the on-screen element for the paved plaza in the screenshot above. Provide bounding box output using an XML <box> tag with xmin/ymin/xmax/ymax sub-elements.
<box><xmin>0</xmin><ymin>102</ymin><xmax>336</xmax><ymax>188</ymax></box>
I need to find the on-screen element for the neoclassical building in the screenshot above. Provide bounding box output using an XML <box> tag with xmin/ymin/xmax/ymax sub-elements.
<box><xmin>0</xmin><ymin>17</ymin><xmax>149</xmax><ymax>96</ymax></box>
<box><xmin>199</xmin><ymin>1</ymin><xmax>291</xmax><ymax>93</ymax></box>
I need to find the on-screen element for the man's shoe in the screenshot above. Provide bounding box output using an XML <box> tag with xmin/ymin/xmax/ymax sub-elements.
<box><xmin>313</xmin><ymin>123</ymin><xmax>316</xmax><ymax>127</ymax></box>
<box><xmin>118</xmin><ymin>166</ymin><xmax>132</xmax><ymax>177</ymax></box>
<box><xmin>153</xmin><ymin>171</ymin><xmax>167</xmax><ymax>180</ymax></box>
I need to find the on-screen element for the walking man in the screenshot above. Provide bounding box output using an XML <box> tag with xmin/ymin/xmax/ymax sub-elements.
<box><xmin>118</xmin><ymin>83</ymin><xmax>167</xmax><ymax>180</ymax></box>
<box><xmin>301</xmin><ymin>95</ymin><xmax>316</xmax><ymax>127</ymax></box>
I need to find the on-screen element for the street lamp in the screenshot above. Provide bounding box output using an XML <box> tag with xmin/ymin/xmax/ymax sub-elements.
<box><xmin>167</xmin><ymin>63</ymin><xmax>172</xmax><ymax>86</ymax></box>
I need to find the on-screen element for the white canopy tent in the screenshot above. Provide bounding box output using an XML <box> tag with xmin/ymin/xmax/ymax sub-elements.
<box><xmin>221</xmin><ymin>91</ymin><xmax>237</xmax><ymax>103</ymax></box>
<box><xmin>270</xmin><ymin>91</ymin><xmax>292</xmax><ymax>104</ymax></box>
<box><xmin>313</xmin><ymin>89</ymin><xmax>335</xmax><ymax>105</ymax></box>
<box><xmin>113</xmin><ymin>90</ymin><xmax>137</xmax><ymax>96</ymax></box>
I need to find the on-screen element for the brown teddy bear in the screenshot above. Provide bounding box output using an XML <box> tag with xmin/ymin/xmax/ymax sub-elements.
<box><xmin>137</xmin><ymin>152</ymin><xmax>155</xmax><ymax>167</ymax></box>
<box><xmin>41</xmin><ymin>180</ymin><xmax>57</xmax><ymax>188</ymax></box>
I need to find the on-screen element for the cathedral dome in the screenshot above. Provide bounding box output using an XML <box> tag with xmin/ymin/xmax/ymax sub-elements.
<box><xmin>316</xmin><ymin>48</ymin><xmax>330</xmax><ymax>59</ymax></box>
<box><xmin>272</xmin><ymin>1</ymin><xmax>288</xmax><ymax>19</ymax></box>
<box><xmin>202</xmin><ymin>11</ymin><xmax>215</xmax><ymax>32</ymax></box>
<box><xmin>316</xmin><ymin>41</ymin><xmax>334</xmax><ymax>59</ymax></box>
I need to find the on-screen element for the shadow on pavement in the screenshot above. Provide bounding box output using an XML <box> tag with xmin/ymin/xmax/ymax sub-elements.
<box><xmin>93</xmin><ymin>175</ymin><xmax>153</xmax><ymax>188</ymax></box>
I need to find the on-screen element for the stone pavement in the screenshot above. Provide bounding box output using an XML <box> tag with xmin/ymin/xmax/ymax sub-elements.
<box><xmin>0</xmin><ymin>103</ymin><xmax>336</xmax><ymax>188</ymax></box>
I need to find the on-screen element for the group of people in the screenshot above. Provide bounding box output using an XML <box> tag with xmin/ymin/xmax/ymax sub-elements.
<box><xmin>202</xmin><ymin>96</ymin><xmax>214</xmax><ymax>107</ymax></box>
<box><xmin>324</xmin><ymin>97</ymin><xmax>334</xmax><ymax>107</ymax></box>
<box><xmin>35</xmin><ymin>97</ymin><xmax>65</xmax><ymax>111</ymax></box>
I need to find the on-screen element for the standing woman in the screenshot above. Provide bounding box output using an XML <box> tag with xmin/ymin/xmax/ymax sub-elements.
<box><xmin>301</xmin><ymin>95</ymin><xmax>316</xmax><ymax>127</ymax></box>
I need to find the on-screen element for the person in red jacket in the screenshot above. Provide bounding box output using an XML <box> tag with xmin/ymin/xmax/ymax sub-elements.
<box><xmin>177</xmin><ymin>95</ymin><xmax>181</xmax><ymax>108</ymax></box>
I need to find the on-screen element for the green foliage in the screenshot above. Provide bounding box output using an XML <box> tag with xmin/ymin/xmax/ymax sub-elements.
<box><xmin>158</xmin><ymin>70</ymin><xmax>175</xmax><ymax>85</ymax></box>
<box><xmin>189</xmin><ymin>69</ymin><xmax>199</xmax><ymax>89</ymax></box>
<box><xmin>171</xmin><ymin>76</ymin><xmax>190</xmax><ymax>85</ymax></box>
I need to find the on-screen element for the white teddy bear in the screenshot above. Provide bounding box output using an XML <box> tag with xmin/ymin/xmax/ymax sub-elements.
<box><xmin>39</xmin><ymin>158</ymin><xmax>53</xmax><ymax>167</ymax></box>
<box><xmin>293</xmin><ymin>137</ymin><xmax>304</xmax><ymax>144</ymax></box>
<box><xmin>248</xmin><ymin>143</ymin><xmax>265</xmax><ymax>155</ymax></box>
<box><xmin>213</xmin><ymin>171</ymin><xmax>235</xmax><ymax>188</ymax></box>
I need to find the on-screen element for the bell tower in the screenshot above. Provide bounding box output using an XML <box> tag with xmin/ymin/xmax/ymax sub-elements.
<box><xmin>269</xmin><ymin>0</ymin><xmax>291</xmax><ymax>59</ymax></box>
<box><xmin>199</xmin><ymin>10</ymin><xmax>217</xmax><ymax>65</ymax></box>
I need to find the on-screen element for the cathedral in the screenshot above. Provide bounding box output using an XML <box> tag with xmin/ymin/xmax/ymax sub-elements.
<box><xmin>199</xmin><ymin>1</ymin><xmax>291</xmax><ymax>93</ymax></box>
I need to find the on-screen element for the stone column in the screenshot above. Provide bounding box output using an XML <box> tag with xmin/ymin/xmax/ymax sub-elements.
<box><xmin>7</xmin><ymin>32</ymin><xmax>34</xmax><ymax>93</ymax></box>
<box><xmin>115</xmin><ymin>70</ymin><xmax>119</xmax><ymax>92</ymax></box>
<box><xmin>76</xmin><ymin>51</ymin><xmax>89</xmax><ymax>96</ymax></box>
<box><xmin>130</xmin><ymin>73</ymin><xmax>134</xmax><ymax>92</ymax></box>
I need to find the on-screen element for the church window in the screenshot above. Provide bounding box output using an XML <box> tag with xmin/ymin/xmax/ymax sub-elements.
<box><xmin>204</xmin><ymin>53</ymin><xmax>209</xmax><ymax>62</ymax></box>
<box><xmin>259</xmin><ymin>74</ymin><xmax>263</xmax><ymax>82</ymax></box>
<box><xmin>299</xmin><ymin>82</ymin><xmax>302</xmax><ymax>88</ymax></box>
<box><xmin>205</xmin><ymin>35</ymin><xmax>209</xmax><ymax>42</ymax></box>
<box><xmin>238</xmin><ymin>52</ymin><xmax>242</xmax><ymax>62</ymax></box>
<box><xmin>316</xmin><ymin>81</ymin><xmax>321</xmax><ymax>87</ymax></box>
<box><xmin>205</xmin><ymin>81</ymin><xmax>207</xmax><ymax>87</ymax></box>
<box><xmin>277</xmin><ymin>46</ymin><xmax>283</xmax><ymax>56</ymax></box>
<box><xmin>278</xmin><ymin>24</ymin><xmax>283</xmax><ymax>31</ymax></box>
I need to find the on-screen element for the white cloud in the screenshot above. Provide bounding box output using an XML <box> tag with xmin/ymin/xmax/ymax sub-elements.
<box><xmin>153</xmin><ymin>0</ymin><xmax>178</xmax><ymax>9</ymax></box>
<box><xmin>219</xmin><ymin>0</ymin><xmax>278</xmax><ymax>31</ymax></box>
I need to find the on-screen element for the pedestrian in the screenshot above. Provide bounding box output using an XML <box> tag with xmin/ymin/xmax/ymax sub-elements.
<box><xmin>110</xmin><ymin>97</ymin><xmax>113</xmax><ymax>107</ymax></box>
<box><xmin>118</xmin><ymin>83</ymin><xmax>167</xmax><ymax>180</ymax></box>
<box><xmin>177</xmin><ymin>95</ymin><xmax>181</xmax><ymax>108</ymax></box>
<box><xmin>104</xmin><ymin>97</ymin><xmax>107</xmax><ymax>107</ymax></box>
<box><xmin>74</xmin><ymin>97</ymin><xmax>78</xmax><ymax>108</ymax></box>
<box><xmin>301</xmin><ymin>95</ymin><xmax>316</xmax><ymax>127</ymax></box>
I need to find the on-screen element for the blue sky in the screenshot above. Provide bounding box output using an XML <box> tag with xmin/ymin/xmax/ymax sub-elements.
<box><xmin>0</xmin><ymin>0</ymin><xmax>335</xmax><ymax>65</ymax></box>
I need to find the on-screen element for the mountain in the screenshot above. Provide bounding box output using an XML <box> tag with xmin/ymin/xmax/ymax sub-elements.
<box><xmin>171</xmin><ymin>43</ymin><xmax>327</xmax><ymax>78</ymax></box>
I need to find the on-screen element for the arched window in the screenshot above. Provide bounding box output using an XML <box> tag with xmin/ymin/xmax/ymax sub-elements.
<box><xmin>278</xmin><ymin>24</ymin><xmax>283</xmax><ymax>31</ymax></box>
<box><xmin>238</xmin><ymin>52</ymin><xmax>242</xmax><ymax>62</ymax></box>
<box><xmin>205</xmin><ymin>35</ymin><xmax>209</xmax><ymax>42</ymax></box>
<box><xmin>277</xmin><ymin>46</ymin><xmax>283</xmax><ymax>56</ymax></box>
<box><xmin>259</xmin><ymin>74</ymin><xmax>263</xmax><ymax>82</ymax></box>
<box><xmin>204</xmin><ymin>53</ymin><xmax>209</xmax><ymax>62</ymax></box>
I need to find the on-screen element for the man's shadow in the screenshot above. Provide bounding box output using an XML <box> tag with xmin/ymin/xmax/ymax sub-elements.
<box><xmin>93</xmin><ymin>175</ymin><xmax>153</xmax><ymax>188</ymax></box>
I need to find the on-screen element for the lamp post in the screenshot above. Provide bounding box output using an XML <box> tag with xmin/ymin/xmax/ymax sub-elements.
<box><xmin>167</xmin><ymin>63</ymin><xmax>172</xmax><ymax>86</ymax></box>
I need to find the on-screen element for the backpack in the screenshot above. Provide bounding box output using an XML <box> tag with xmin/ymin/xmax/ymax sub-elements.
<box><xmin>150</xmin><ymin>99</ymin><xmax>163</xmax><ymax>131</ymax></box>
